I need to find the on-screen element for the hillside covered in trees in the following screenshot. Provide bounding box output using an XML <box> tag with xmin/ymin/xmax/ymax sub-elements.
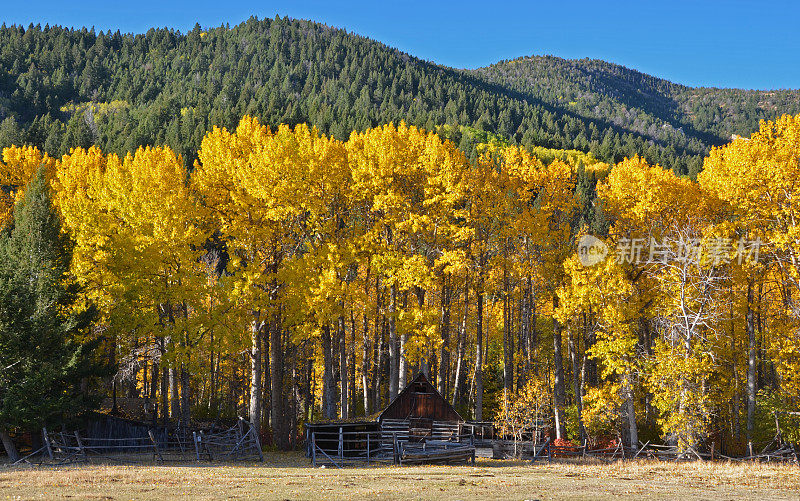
<box><xmin>0</xmin><ymin>16</ymin><xmax>798</xmax><ymax>177</ymax></box>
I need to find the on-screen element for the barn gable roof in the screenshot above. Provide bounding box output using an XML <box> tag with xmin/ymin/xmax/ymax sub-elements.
<box><xmin>378</xmin><ymin>372</ymin><xmax>463</xmax><ymax>423</ymax></box>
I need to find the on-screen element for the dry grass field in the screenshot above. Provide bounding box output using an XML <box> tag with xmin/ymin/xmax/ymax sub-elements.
<box><xmin>2</xmin><ymin>452</ymin><xmax>799</xmax><ymax>500</ymax></box>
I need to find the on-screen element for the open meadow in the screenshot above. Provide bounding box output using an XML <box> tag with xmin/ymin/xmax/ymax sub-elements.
<box><xmin>2</xmin><ymin>453</ymin><xmax>800</xmax><ymax>500</ymax></box>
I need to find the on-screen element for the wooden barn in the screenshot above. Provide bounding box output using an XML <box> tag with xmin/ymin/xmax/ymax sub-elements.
<box><xmin>378</xmin><ymin>372</ymin><xmax>463</xmax><ymax>442</ymax></box>
<box><xmin>306</xmin><ymin>372</ymin><xmax>469</xmax><ymax>464</ymax></box>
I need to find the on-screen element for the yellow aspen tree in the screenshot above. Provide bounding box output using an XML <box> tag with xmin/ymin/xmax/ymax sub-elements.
<box><xmin>521</xmin><ymin>157</ymin><xmax>577</xmax><ymax>439</ymax></box>
<box><xmin>557</xmin><ymin>251</ymin><xmax>644</xmax><ymax>445</ymax></box>
<box><xmin>193</xmin><ymin>117</ymin><xmax>275</xmax><ymax>435</ymax></box>
<box><xmin>106</xmin><ymin>146</ymin><xmax>209</xmax><ymax>425</ymax></box>
<box><xmin>348</xmin><ymin>123</ymin><xmax>468</xmax><ymax>401</ymax></box>
<box><xmin>0</xmin><ymin>146</ymin><xmax>56</xmax><ymax>228</ymax></box>
<box><xmin>55</xmin><ymin>145</ymin><xmax>209</xmax><ymax>424</ymax></box>
<box><xmin>194</xmin><ymin>117</ymin><xmax>350</xmax><ymax>443</ymax></box>
<box><xmin>700</xmin><ymin>114</ymin><xmax>800</xmax><ymax>436</ymax></box>
<box><xmin>52</xmin><ymin>146</ymin><xmax>116</xmax><ymax>319</ymax></box>
<box><xmin>599</xmin><ymin>156</ymin><xmax>725</xmax><ymax>451</ymax></box>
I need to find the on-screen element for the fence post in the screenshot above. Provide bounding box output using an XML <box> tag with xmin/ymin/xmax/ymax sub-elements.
<box><xmin>199</xmin><ymin>431</ymin><xmax>212</xmax><ymax>461</ymax></box>
<box><xmin>252</xmin><ymin>422</ymin><xmax>264</xmax><ymax>462</ymax></box>
<box><xmin>149</xmin><ymin>430</ymin><xmax>164</xmax><ymax>462</ymax></box>
<box><xmin>312</xmin><ymin>432</ymin><xmax>316</xmax><ymax>467</ymax></box>
<box><xmin>393</xmin><ymin>432</ymin><xmax>399</xmax><ymax>465</ymax></box>
<box><xmin>338</xmin><ymin>427</ymin><xmax>343</xmax><ymax>460</ymax></box>
<box><xmin>396</xmin><ymin>440</ymin><xmax>401</xmax><ymax>466</ymax></box>
<box><xmin>75</xmin><ymin>431</ymin><xmax>86</xmax><ymax>459</ymax></box>
<box><xmin>193</xmin><ymin>431</ymin><xmax>201</xmax><ymax>462</ymax></box>
<box><xmin>42</xmin><ymin>428</ymin><xmax>53</xmax><ymax>460</ymax></box>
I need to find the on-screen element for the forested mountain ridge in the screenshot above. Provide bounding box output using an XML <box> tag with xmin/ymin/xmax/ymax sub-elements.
<box><xmin>0</xmin><ymin>16</ymin><xmax>798</xmax><ymax>176</ymax></box>
<box><xmin>475</xmin><ymin>55</ymin><xmax>800</xmax><ymax>161</ymax></box>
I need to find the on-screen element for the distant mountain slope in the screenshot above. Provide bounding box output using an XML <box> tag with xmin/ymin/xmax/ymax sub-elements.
<box><xmin>473</xmin><ymin>55</ymin><xmax>800</xmax><ymax>163</ymax></box>
<box><xmin>0</xmin><ymin>17</ymin><xmax>797</xmax><ymax>175</ymax></box>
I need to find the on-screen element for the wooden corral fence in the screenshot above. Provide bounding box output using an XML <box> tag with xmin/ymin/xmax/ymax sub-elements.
<box><xmin>10</xmin><ymin>418</ymin><xmax>263</xmax><ymax>466</ymax></box>
<box><xmin>461</xmin><ymin>422</ymin><xmax>495</xmax><ymax>446</ymax></box>
<box><xmin>525</xmin><ymin>439</ymin><xmax>638</xmax><ymax>462</ymax></box>
<box><xmin>516</xmin><ymin>438</ymin><xmax>799</xmax><ymax>464</ymax></box>
<box><xmin>309</xmin><ymin>429</ymin><xmax>395</xmax><ymax>468</ymax></box>
<box><xmin>308</xmin><ymin>428</ymin><xmax>475</xmax><ymax>468</ymax></box>
<box><xmin>518</xmin><ymin>410</ymin><xmax>799</xmax><ymax>464</ymax></box>
<box><xmin>192</xmin><ymin>418</ymin><xmax>263</xmax><ymax>462</ymax></box>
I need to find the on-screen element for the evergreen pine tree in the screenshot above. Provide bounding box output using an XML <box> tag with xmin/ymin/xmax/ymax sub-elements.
<box><xmin>0</xmin><ymin>166</ymin><xmax>102</xmax><ymax>461</ymax></box>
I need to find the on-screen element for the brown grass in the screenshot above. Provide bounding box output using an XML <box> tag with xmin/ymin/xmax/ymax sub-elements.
<box><xmin>1</xmin><ymin>452</ymin><xmax>799</xmax><ymax>500</ymax></box>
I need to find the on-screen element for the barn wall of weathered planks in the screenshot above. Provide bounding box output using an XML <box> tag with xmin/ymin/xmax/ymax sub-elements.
<box><xmin>378</xmin><ymin>373</ymin><xmax>463</xmax><ymax>423</ymax></box>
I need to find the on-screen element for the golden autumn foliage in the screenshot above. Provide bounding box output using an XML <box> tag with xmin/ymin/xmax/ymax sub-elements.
<box><xmin>701</xmin><ymin>114</ymin><xmax>800</xmax><ymax>418</ymax></box>
<box><xmin>2</xmin><ymin>113</ymin><xmax>799</xmax><ymax>453</ymax></box>
<box><xmin>0</xmin><ymin>146</ymin><xmax>56</xmax><ymax>228</ymax></box>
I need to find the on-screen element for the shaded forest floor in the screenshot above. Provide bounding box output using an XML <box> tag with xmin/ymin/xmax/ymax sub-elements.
<box><xmin>1</xmin><ymin>452</ymin><xmax>799</xmax><ymax>500</ymax></box>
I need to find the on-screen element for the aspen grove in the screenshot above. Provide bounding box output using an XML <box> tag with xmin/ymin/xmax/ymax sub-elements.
<box><xmin>3</xmin><ymin>114</ymin><xmax>800</xmax><ymax>454</ymax></box>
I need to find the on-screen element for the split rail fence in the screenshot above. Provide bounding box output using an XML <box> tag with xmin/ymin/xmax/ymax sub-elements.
<box><xmin>10</xmin><ymin>417</ymin><xmax>262</xmax><ymax>466</ymax></box>
<box><xmin>518</xmin><ymin>438</ymin><xmax>799</xmax><ymax>464</ymax></box>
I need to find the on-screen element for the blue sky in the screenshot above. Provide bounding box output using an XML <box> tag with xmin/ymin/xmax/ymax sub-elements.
<box><xmin>3</xmin><ymin>0</ymin><xmax>799</xmax><ymax>89</ymax></box>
